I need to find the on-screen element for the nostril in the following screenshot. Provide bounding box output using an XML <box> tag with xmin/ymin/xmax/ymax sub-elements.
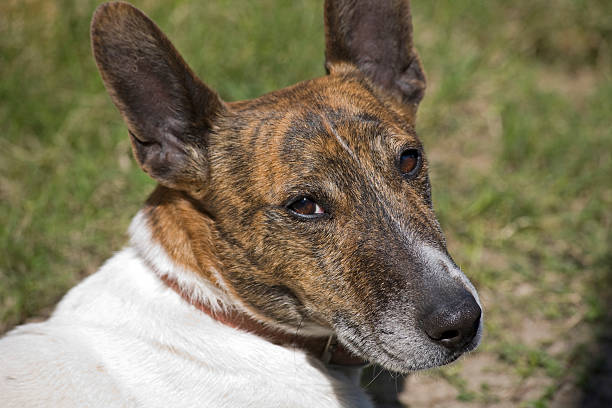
<box><xmin>439</xmin><ymin>329</ymin><xmax>460</xmax><ymax>341</ymax></box>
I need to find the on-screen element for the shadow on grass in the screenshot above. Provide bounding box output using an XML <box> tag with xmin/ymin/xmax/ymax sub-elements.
<box><xmin>579</xmin><ymin>253</ymin><xmax>612</xmax><ymax>408</ymax></box>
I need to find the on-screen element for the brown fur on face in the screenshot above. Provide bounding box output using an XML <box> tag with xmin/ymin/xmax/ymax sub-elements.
<box><xmin>204</xmin><ymin>71</ymin><xmax>441</xmax><ymax>326</ymax></box>
<box><xmin>92</xmin><ymin>0</ymin><xmax>481</xmax><ymax>372</ymax></box>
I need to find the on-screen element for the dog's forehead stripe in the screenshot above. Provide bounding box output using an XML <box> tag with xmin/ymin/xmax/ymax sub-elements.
<box><xmin>322</xmin><ymin>115</ymin><xmax>360</xmax><ymax>164</ymax></box>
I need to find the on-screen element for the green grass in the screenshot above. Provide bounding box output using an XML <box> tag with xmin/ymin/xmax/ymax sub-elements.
<box><xmin>1</xmin><ymin>0</ymin><xmax>611</xmax><ymax>405</ymax></box>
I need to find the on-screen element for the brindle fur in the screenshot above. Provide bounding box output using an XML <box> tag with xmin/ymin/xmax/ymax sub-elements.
<box><xmin>91</xmin><ymin>0</ymin><xmax>480</xmax><ymax>375</ymax></box>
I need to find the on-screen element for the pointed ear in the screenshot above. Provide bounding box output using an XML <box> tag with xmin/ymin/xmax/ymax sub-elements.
<box><xmin>324</xmin><ymin>0</ymin><xmax>426</xmax><ymax>118</ymax></box>
<box><xmin>91</xmin><ymin>2</ymin><xmax>224</xmax><ymax>194</ymax></box>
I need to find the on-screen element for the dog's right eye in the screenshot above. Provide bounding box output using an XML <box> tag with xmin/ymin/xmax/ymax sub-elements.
<box><xmin>287</xmin><ymin>197</ymin><xmax>325</xmax><ymax>218</ymax></box>
<box><xmin>399</xmin><ymin>148</ymin><xmax>421</xmax><ymax>177</ymax></box>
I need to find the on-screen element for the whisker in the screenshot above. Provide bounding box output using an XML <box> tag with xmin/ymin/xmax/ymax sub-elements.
<box><xmin>363</xmin><ymin>365</ymin><xmax>386</xmax><ymax>388</ymax></box>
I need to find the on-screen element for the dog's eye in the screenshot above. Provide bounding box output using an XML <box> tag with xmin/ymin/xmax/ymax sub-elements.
<box><xmin>399</xmin><ymin>149</ymin><xmax>420</xmax><ymax>176</ymax></box>
<box><xmin>287</xmin><ymin>197</ymin><xmax>325</xmax><ymax>217</ymax></box>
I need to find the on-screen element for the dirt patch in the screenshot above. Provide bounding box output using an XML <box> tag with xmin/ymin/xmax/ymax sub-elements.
<box><xmin>400</xmin><ymin>352</ymin><xmax>554</xmax><ymax>408</ymax></box>
<box><xmin>401</xmin><ymin>371</ymin><xmax>462</xmax><ymax>408</ymax></box>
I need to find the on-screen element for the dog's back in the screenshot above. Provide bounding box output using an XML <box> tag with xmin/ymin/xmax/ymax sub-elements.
<box><xmin>1</xmin><ymin>250</ymin><xmax>148</xmax><ymax>407</ymax></box>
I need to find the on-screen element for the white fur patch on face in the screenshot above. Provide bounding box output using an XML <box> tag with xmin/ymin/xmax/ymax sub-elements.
<box><xmin>128</xmin><ymin>210</ymin><xmax>237</xmax><ymax>313</ymax></box>
<box><xmin>417</xmin><ymin>242</ymin><xmax>482</xmax><ymax>306</ymax></box>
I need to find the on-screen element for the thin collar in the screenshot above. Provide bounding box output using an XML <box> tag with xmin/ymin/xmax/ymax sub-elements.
<box><xmin>160</xmin><ymin>274</ymin><xmax>367</xmax><ymax>367</ymax></box>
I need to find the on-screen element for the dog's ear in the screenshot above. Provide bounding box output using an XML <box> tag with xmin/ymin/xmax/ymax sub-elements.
<box><xmin>91</xmin><ymin>2</ymin><xmax>224</xmax><ymax>194</ymax></box>
<box><xmin>324</xmin><ymin>0</ymin><xmax>426</xmax><ymax>118</ymax></box>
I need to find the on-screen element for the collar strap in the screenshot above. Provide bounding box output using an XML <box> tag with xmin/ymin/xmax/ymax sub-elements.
<box><xmin>160</xmin><ymin>274</ymin><xmax>366</xmax><ymax>367</ymax></box>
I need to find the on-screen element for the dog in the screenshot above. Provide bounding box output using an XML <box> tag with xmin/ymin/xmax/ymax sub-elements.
<box><xmin>0</xmin><ymin>1</ymin><xmax>482</xmax><ymax>407</ymax></box>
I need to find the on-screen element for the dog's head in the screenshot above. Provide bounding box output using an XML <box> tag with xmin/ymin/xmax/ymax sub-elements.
<box><xmin>92</xmin><ymin>0</ymin><xmax>482</xmax><ymax>372</ymax></box>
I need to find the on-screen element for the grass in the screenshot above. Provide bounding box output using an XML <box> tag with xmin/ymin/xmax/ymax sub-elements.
<box><xmin>1</xmin><ymin>0</ymin><xmax>611</xmax><ymax>406</ymax></box>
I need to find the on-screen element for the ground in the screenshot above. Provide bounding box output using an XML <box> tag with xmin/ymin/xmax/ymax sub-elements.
<box><xmin>1</xmin><ymin>1</ymin><xmax>611</xmax><ymax>407</ymax></box>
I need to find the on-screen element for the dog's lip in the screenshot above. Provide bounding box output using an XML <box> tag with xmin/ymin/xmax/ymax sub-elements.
<box><xmin>335</xmin><ymin>334</ymin><xmax>379</xmax><ymax>365</ymax></box>
<box><xmin>333</xmin><ymin>312</ymin><xmax>483</xmax><ymax>372</ymax></box>
<box><xmin>330</xmin><ymin>342</ymin><xmax>369</xmax><ymax>366</ymax></box>
<box><xmin>337</xmin><ymin>328</ymin><xmax>481</xmax><ymax>372</ymax></box>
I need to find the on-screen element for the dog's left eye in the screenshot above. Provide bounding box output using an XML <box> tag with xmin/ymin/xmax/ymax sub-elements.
<box><xmin>287</xmin><ymin>197</ymin><xmax>325</xmax><ymax>217</ymax></box>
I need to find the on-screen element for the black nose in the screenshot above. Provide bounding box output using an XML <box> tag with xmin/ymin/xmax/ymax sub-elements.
<box><xmin>423</xmin><ymin>292</ymin><xmax>481</xmax><ymax>350</ymax></box>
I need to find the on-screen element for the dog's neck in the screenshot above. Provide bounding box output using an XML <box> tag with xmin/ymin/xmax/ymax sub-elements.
<box><xmin>159</xmin><ymin>272</ymin><xmax>365</xmax><ymax>366</ymax></box>
<box><xmin>128</xmin><ymin>186</ymin><xmax>365</xmax><ymax>367</ymax></box>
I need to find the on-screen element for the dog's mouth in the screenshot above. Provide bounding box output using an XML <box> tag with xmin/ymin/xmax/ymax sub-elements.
<box><xmin>333</xmin><ymin>315</ymin><xmax>483</xmax><ymax>373</ymax></box>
